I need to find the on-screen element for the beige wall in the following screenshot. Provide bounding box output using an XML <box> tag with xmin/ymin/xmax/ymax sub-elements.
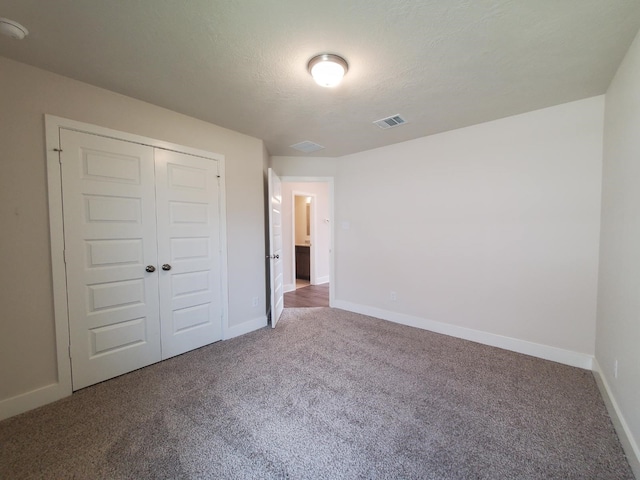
<box><xmin>270</xmin><ymin>156</ymin><xmax>337</xmax><ymax>178</ymax></box>
<box><xmin>294</xmin><ymin>196</ymin><xmax>309</xmax><ymax>245</ymax></box>
<box><xmin>275</xmin><ymin>98</ymin><xmax>604</xmax><ymax>359</ymax></box>
<box><xmin>0</xmin><ymin>57</ymin><xmax>266</xmax><ymax>402</ymax></box>
<box><xmin>598</xmin><ymin>28</ymin><xmax>640</xmax><ymax>472</ymax></box>
<box><xmin>334</xmin><ymin>97</ymin><xmax>603</xmax><ymax>356</ymax></box>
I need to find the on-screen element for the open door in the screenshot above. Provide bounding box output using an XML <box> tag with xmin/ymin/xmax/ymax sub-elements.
<box><xmin>268</xmin><ymin>168</ymin><xmax>284</xmax><ymax>327</ymax></box>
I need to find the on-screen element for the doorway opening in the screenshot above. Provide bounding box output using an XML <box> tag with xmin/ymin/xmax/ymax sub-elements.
<box><xmin>293</xmin><ymin>194</ymin><xmax>312</xmax><ymax>289</ymax></box>
<box><xmin>281</xmin><ymin>179</ymin><xmax>333</xmax><ymax>309</ymax></box>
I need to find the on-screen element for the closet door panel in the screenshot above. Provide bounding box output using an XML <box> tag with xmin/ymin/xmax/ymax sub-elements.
<box><xmin>155</xmin><ymin>149</ymin><xmax>222</xmax><ymax>359</ymax></box>
<box><xmin>60</xmin><ymin>130</ymin><xmax>161</xmax><ymax>390</ymax></box>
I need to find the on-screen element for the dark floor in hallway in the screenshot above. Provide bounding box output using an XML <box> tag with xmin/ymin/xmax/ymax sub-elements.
<box><xmin>284</xmin><ymin>283</ymin><xmax>329</xmax><ymax>308</ymax></box>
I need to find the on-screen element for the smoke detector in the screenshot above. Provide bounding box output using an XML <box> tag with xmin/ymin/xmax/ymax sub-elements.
<box><xmin>0</xmin><ymin>18</ymin><xmax>28</xmax><ymax>40</ymax></box>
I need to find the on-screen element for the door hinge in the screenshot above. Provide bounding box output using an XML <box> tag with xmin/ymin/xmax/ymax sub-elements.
<box><xmin>68</xmin><ymin>345</ymin><xmax>72</xmax><ymax>359</ymax></box>
<box><xmin>63</xmin><ymin>250</ymin><xmax>67</xmax><ymax>264</ymax></box>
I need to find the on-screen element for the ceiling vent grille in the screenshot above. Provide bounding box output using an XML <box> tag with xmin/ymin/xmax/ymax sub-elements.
<box><xmin>373</xmin><ymin>114</ymin><xmax>407</xmax><ymax>130</ymax></box>
<box><xmin>289</xmin><ymin>141</ymin><xmax>325</xmax><ymax>153</ymax></box>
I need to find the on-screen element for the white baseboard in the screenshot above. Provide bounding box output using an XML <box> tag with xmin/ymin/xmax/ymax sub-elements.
<box><xmin>333</xmin><ymin>300</ymin><xmax>594</xmax><ymax>370</ymax></box>
<box><xmin>312</xmin><ymin>276</ymin><xmax>330</xmax><ymax>285</ymax></box>
<box><xmin>223</xmin><ymin>315</ymin><xmax>268</xmax><ymax>340</ymax></box>
<box><xmin>592</xmin><ymin>359</ymin><xmax>640</xmax><ymax>478</ymax></box>
<box><xmin>0</xmin><ymin>382</ymin><xmax>70</xmax><ymax>421</ymax></box>
<box><xmin>1</xmin><ymin>317</ymin><xmax>268</xmax><ymax>421</ymax></box>
<box><xmin>284</xmin><ymin>283</ymin><xmax>296</xmax><ymax>293</ymax></box>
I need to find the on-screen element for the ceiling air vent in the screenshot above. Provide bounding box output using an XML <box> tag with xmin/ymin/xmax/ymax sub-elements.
<box><xmin>373</xmin><ymin>114</ymin><xmax>407</xmax><ymax>130</ymax></box>
<box><xmin>289</xmin><ymin>141</ymin><xmax>325</xmax><ymax>153</ymax></box>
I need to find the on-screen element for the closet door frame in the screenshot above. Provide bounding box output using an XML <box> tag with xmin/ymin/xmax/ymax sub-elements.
<box><xmin>45</xmin><ymin>115</ymin><xmax>229</xmax><ymax>397</ymax></box>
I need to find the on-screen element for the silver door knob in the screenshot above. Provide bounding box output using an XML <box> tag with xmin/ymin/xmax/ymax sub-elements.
<box><xmin>146</xmin><ymin>265</ymin><xmax>156</xmax><ymax>272</ymax></box>
<box><xmin>162</xmin><ymin>264</ymin><xmax>172</xmax><ymax>271</ymax></box>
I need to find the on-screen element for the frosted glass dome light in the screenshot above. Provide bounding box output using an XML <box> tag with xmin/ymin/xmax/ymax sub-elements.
<box><xmin>308</xmin><ymin>54</ymin><xmax>348</xmax><ymax>88</ymax></box>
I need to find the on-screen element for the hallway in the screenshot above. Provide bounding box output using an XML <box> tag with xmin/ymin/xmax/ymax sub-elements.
<box><xmin>284</xmin><ymin>284</ymin><xmax>329</xmax><ymax>308</ymax></box>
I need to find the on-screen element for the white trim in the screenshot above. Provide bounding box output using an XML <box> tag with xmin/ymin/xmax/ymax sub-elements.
<box><xmin>592</xmin><ymin>360</ymin><xmax>640</xmax><ymax>478</ymax></box>
<box><xmin>217</xmin><ymin>158</ymin><xmax>231</xmax><ymax>342</ymax></box>
<box><xmin>223</xmin><ymin>316</ymin><xmax>268</xmax><ymax>340</ymax></box>
<box><xmin>313</xmin><ymin>276</ymin><xmax>330</xmax><ymax>285</ymax></box>
<box><xmin>333</xmin><ymin>300</ymin><xmax>594</xmax><ymax>370</ymax></box>
<box><xmin>0</xmin><ymin>383</ymin><xmax>69</xmax><ymax>421</ymax></box>
<box><xmin>280</xmin><ymin>176</ymin><xmax>335</xmax><ymax>307</ymax></box>
<box><xmin>45</xmin><ymin>115</ymin><xmax>224</xmax><ymax>160</ymax></box>
<box><xmin>284</xmin><ymin>283</ymin><xmax>296</xmax><ymax>293</ymax></box>
<box><xmin>289</xmin><ymin>191</ymin><xmax>297</xmax><ymax>290</ymax></box>
<box><xmin>45</xmin><ymin>116</ymin><xmax>74</xmax><ymax>402</ymax></box>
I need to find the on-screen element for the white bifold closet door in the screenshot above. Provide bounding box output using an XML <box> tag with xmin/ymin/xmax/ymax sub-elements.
<box><xmin>154</xmin><ymin>149</ymin><xmax>222</xmax><ymax>358</ymax></box>
<box><xmin>60</xmin><ymin>129</ymin><xmax>222</xmax><ymax>390</ymax></box>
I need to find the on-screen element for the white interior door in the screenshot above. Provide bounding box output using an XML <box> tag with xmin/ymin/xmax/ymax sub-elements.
<box><xmin>61</xmin><ymin>130</ymin><xmax>161</xmax><ymax>390</ymax></box>
<box><xmin>268</xmin><ymin>168</ymin><xmax>284</xmax><ymax>327</ymax></box>
<box><xmin>155</xmin><ymin>149</ymin><xmax>222</xmax><ymax>358</ymax></box>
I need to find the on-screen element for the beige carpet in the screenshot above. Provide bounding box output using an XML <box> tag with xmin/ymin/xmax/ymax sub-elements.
<box><xmin>0</xmin><ymin>307</ymin><xmax>633</xmax><ymax>479</ymax></box>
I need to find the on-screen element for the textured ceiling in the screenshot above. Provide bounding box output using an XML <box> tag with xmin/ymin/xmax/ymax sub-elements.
<box><xmin>1</xmin><ymin>0</ymin><xmax>639</xmax><ymax>157</ymax></box>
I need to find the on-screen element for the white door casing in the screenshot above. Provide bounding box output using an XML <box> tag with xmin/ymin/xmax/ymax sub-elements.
<box><xmin>155</xmin><ymin>149</ymin><xmax>222</xmax><ymax>358</ymax></box>
<box><xmin>61</xmin><ymin>130</ymin><xmax>162</xmax><ymax>389</ymax></box>
<box><xmin>268</xmin><ymin>168</ymin><xmax>284</xmax><ymax>327</ymax></box>
<box><xmin>57</xmin><ymin>124</ymin><xmax>225</xmax><ymax>390</ymax></box>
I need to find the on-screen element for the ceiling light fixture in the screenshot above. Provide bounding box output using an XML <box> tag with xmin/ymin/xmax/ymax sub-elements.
<box><xmin>0</xmin><ymin>17</ymin><xmax>28</xmax><ymax>40</ymax></box>
<box><xmin>308</xmin><ymin>54</ymin><xmax>348</xmax><ymax>88</ymax></box>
